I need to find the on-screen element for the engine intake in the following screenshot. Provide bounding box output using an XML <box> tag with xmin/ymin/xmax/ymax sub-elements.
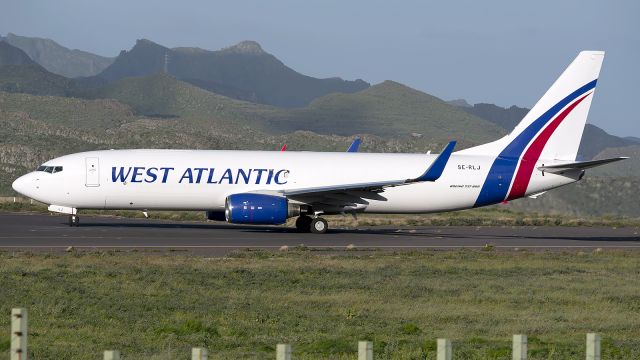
<box><xmin>225</xmin><ymin>193</ymin><xmax>301</xmax><ymax>225</ymax></box>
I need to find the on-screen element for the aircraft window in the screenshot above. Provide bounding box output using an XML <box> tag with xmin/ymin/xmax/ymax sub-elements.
<box><xmin>36</xmin><ymin>165</ymin><xmax>62</xmax><ymax>173</ymax></box>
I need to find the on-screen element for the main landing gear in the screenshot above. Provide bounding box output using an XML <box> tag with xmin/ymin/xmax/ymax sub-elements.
<box><xmin>68</xmin><ymin>214</ymin><xmax>80</xmax><ymax>227</ymax></box>
<box><xmin>295</xmin><ymin>215</ymin><xmax>328</xmax><ymax>234</ymax></box>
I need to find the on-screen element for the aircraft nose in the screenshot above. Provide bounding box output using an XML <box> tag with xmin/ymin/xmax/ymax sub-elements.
<box><xmin>12</xmin><ymin>174</ymin><xmax>32</xmax><ymax>197</ymax></box>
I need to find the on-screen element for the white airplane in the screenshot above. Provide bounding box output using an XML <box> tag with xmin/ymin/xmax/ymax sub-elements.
<box><xmin>12</xmin><ymin>51</ymin><xmax>626</xmax><ymax>233</ymax></box>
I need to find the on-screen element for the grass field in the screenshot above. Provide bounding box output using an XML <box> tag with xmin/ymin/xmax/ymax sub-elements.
<box><xmin>0</xmin><ymin>250</ymin><xmax>639</xmax><ymax>359</ymax></box>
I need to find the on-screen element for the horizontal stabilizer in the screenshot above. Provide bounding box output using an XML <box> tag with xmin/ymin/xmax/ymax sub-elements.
<box><xmin>538</xmin><ymin>157</ymin><xmax>628</xmax><ymax>174</ymax></box>
<box><xmin>528</xmin><ymin>191</ymin><xmax>546</xmax><ymax>199</ymax></box>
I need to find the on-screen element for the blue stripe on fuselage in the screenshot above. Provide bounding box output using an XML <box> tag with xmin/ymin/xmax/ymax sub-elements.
<box><xmin>473</xmin><ymin>79</ymin><xmax>597</xmax><ymax>207</ymax></box>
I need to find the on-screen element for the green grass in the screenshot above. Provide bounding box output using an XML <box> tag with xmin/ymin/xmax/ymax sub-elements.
<box><xmin>0</xmin><ymin>251</ymin><xmax>639</xmax><ymax>359</ymax></box>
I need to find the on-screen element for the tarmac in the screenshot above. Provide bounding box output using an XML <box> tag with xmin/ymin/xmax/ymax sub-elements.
<box><xmin>0</xmin><ymin>212</ymin><xmax>639</xmax><ymax>256</ymax></box>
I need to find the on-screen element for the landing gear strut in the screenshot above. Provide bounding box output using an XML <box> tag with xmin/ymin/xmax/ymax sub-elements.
<box><xmin>68</xmin><ymin>215</ymin><xmax>80</xmax><ymax>227</ymax></box>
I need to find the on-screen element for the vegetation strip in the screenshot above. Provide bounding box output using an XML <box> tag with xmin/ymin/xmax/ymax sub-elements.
<box><xmin>0</xmin><ymin>250</ymin><xmax>638</xmax><ymax>359</ymax></box>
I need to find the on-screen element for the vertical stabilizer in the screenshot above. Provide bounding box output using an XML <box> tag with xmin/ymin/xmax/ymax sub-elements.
<box><xmin>461</xmin><ymin>51</ymin><xmax>604</xmax><ymax>160</ymax></box>
<box><xmin>465</xmin><ymin>51</ymin><xmax>605</xmax><ymax>206</ymax></box>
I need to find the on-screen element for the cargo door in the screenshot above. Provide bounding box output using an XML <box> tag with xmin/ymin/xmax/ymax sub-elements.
<box><xmin>85</xmin><ymin>157</ymin><xmax>100</xmax><ymax>187</ymax></box>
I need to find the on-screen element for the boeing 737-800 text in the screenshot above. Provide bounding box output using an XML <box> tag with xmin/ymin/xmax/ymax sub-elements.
<box><xmin>11</xmin><ymin>51</ymin><xmax>626</xmax><ymax>233</ymax></box>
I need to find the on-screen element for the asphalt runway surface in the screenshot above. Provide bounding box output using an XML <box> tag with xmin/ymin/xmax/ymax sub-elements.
<box><xmin>0</xmin><ymin>212</ymin><xmax>639</xmax><ymax>256</ymax></box>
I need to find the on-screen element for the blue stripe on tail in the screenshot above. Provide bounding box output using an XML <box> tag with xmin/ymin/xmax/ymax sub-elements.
<box><xmin>473</xmin><ymin>79</ymin><xmax>597</xmax><ymax>207</ymax></box>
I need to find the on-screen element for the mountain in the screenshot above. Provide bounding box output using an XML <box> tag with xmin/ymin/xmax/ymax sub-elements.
<box><xmin>446</xmin><ymin>99</ymin><xmax>471</xmax><ymax>108</ymax></box>
<box><xmin>462</xmin><ymin>103</ymin><xmax>528</xmax><ymax>131</ymax></box>
<box><xmin>578</xmin><ymin>124</ymin><xmax>638</xmax><ymax>160</ymax></box>
<box><xmin>85</xmin><ymin>72</ymin><xmax>285</xmax><ymax>129</ymax></box>
<box><xmin>589</xmin><ymin>145</ymin><xmax>640</xmax><ymax>177</ymax></box>
<box><xmin>0</xmin><ymin>41</ymin><xmax>74</xmax><ymax>96</ymax></box>
<box><xmin>625</xmin><ymin>136</ymin><xmax>640</xmax><ymax>144</ymax></box>
<box><xmin>459</xmin><ymin>102</ymin><xmax>635</xmax><ymax>160</ymax></box>
<box><xmin>0</xmin><ymin>40</ymin><xmax>38</xmax><ymax>66</ymax></box>
<box><xmin>95</xmin><ymin>39</ymin><xmax>369</xmax><ymax>107</ymax></box>
<box><xmin>267</xmin><ymin>81</ymin><xmax>507</xmax><ymax>146</ymax></box>
<box><xmin>0</xmin><ymin>64</ymin><xmax>74</xmax><ymax>96</ymax></box>
<box><xmin>2</xmin><ymin>33</ymin><xmax>114</xmax><ymax>77</ymax></box>
<box><xmin>91</xmin><ymin>74</ymin><xmax>506</xmax><ymax>148</ymax></box>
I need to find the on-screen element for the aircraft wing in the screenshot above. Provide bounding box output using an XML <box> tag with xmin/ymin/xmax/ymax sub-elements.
<box><xmin>280</xmin><ymin>141</ymin><xmax>456</xmax><ymax>197</ymax></box>
<box><xmin>282</xmin><ymin>179</ymin><xmax>404</xmax><ymax>197</ymax></box>
<box><xmin>538</xmin><ymin>157</ymin><xmax>628</xmax><ymax>174</ymax></box>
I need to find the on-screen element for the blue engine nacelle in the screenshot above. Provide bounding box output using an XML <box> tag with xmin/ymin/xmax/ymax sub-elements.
<box><xmin>225</xmin><ymin>193</ymin><xmax>300</xmax><ymax>225</ymax></box>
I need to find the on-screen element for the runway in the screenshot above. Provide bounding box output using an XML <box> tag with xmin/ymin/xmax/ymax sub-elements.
<box><xmin>0</xmin><ymin>212</ymin><xmax>639</xmax><ymax>256</ymax></box>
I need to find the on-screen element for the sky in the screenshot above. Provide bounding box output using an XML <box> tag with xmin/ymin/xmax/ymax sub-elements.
<box><xmin>1</xmin><ymin>0</ymin><xmax>638</xmax><ymax>137</ymax></box>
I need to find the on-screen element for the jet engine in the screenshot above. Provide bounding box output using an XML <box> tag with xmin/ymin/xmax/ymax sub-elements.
<box><xmin>225</xmin><ymin>193</ymin><xmax>302</xmax><ymax>224</ymax></box>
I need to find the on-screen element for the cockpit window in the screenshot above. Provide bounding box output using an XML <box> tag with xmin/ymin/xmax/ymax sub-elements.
<box><xmin>36</xmin><ymin>165</ymin><xmax>63</xmax><ymax>173</ymax></box>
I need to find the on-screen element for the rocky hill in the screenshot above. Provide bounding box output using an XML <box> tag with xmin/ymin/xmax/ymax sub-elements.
<box><xmin>0</xmin><ymin>42</ymin><xmax>75</xmax><ymax>96</ymax></box>
<box><xmin>96</xmin><ymin>39</ymin><xmax>369</xmax><ymax>107</ymax></box>
<box><xmin>0</xmin><ymin>40</ymin><xmax>39</xmax><ymax>66</ymax></box>
<box><xmin>85</xmin><ymin>73</ymin><xmax>505</xmax><ymax>148</ymax></box>
<box><xmin>267</xmin><ymin>80</ymin><xmax>506</xmax><ymax>146</ymax></box>
<box><xmin>1</xmin><ymin>33</ymin><xmax>114</xmax><ymax>77</ymax></box>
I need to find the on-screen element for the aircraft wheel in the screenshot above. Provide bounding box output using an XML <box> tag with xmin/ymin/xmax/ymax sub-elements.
<box><xmin>68</xmin><ymin>215</ymin><xmax>80</xmax><ymax>227</ymax></box>
<box><xmin>295</xmin><ymin>216</ymin><xmax>312</xmax><ymax>232</ymax></box>
<box><xmin>310</xmin><ymin>217</ymin><xmax>328</xmax><ymax>234</ymax></box>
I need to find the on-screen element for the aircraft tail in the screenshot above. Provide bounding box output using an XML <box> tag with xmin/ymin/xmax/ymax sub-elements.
<box><xmin>461</xmin><ymin>51</ymin><xmax>604</xmax><ymax>161</ymax></box>
<box><xmin>461</xmin><ymin>51</ymin><xmax>605</xmax><ymax>207</ymax></box>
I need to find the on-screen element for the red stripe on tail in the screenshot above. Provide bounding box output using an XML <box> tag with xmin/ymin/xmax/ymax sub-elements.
<box><xmin>506</xmin><ymin>93</ymin><xmax>591</xmax><ymax>200</ymax></box>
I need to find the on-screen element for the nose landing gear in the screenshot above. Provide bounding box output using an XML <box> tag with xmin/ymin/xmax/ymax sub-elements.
<box><xmin>68</xmin><ymin>215</ymin><xmax>80</xmax><ymax>227</ymax></box>
<box><xmin>295</xmin><ymin>215</ymin><xmax>328</xmax><ymax>234</ymax></box>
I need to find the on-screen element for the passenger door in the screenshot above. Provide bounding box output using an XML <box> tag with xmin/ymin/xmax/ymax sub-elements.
<box><xmin>85</xmin><ymin>157</ymin><xmax>100</xmax><ymax>187</ymax></box>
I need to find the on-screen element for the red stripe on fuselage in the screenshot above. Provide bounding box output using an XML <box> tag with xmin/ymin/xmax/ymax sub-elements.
<box><xmin>506</xmin><ymin>93</ymin><xmax>591</xmax><ymax>200</ymax></box>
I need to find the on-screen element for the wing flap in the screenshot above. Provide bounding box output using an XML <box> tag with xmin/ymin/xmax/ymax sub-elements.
<box><xmin>281</xmin><ymin>179</ymin><xmax>404</xmax><ymax>196</ymax></box>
